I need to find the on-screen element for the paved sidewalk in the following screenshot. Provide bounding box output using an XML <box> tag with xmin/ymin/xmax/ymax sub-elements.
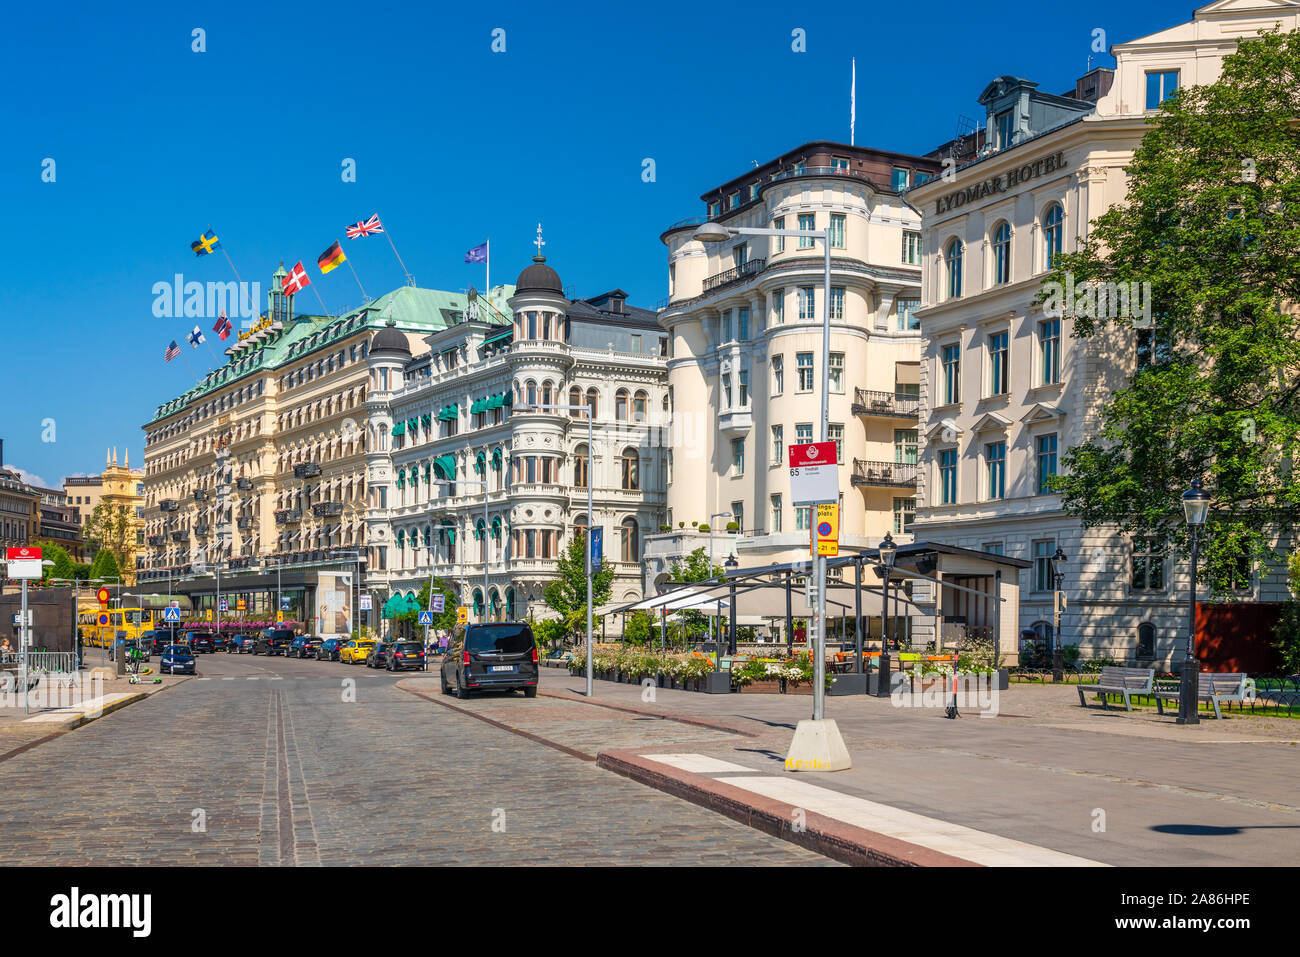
<box><xmin>400</xmin><ymin>671</ymin><xmax>1300</xmax><ymax>866</ymax></box>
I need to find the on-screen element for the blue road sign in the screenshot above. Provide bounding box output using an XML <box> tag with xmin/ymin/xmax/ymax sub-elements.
<box><xmin>418</xmin><ymin>611</ymin><xmax>433</xmax><ymax>626</ymax></box>
<box><xmin>431</xmin><ymin>595</ymin><xmax>445</xmax><ymax>613</ymax></box>
<box><xmin>281</xmin><ymin>596</ymin><xmax>291</xmax><ymax>611</ymax></box>
<box><xmin>590</xmin><ymin>527</ymin><xmax>603</xmax><ymax>571</ymax></box>
<box><xmin>163</xmin><ymin>607</ymin><xmax>181</xmax><ymax>623</ymax></box>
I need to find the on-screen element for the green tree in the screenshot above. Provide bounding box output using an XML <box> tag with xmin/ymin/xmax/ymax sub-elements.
<box><xmin>89</xmin><ymin>547</ymin><xmax>121</xmax><ymax>583</ymax></box>
<box><xmin>668</xmin><ymin>546</ymin><xmax>725</xmax><ymax>641</ymax></box>
<box><xmin>532</xmin><ymin>617</ymin><xmax>566</xmax><ymax>650</ymax></box>
<box><xmin>543</xmin><ymin>534</ymin><xmax>614</xmax><ymax>636</ymax></box>
<box><xmin>395</xmin><ymin>579</ymin><xmax>458</xmax><ymax>636</ymax></box>
<box><xmin>623</xmin><ymin>609</ymin><xmax>657</xmax><ymax>646</ymax></box>
<box><xmin>33</xmin><ymin>541</ymin><xmax>73</xmax><ymax>583</ymax></box>
<box><xmin>82</xmin><ymin>503</ymin><xmax>134</xmax><ymax>574</ymax></box>
<box><xmin>1040</xmin><ymin>29</ymin><xmax>1300</xmax><ymax>596</ymax></box>
<box><xmin>1273</xmin><ymin>552</ymin><xmax>1300</xmax><ymax>673</ymax></box>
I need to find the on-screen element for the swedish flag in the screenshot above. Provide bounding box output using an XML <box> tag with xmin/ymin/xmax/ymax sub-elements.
<box><xmin>191</xmin><ymin>230</ymin><xmax>220</xmax><ymax>256</ymax></box>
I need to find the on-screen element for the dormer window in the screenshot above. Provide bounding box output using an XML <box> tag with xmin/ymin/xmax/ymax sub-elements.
<box><xmin>995</xmin><ymin>109</ymin><xmax>1014</xmax><ymax>149</ymax></box>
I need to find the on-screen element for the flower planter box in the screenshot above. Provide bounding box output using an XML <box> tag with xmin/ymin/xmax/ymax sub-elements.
<box><xmin>738</xmin><ymin>678</ymin><xmax>784</xmax><ymax>694</ymax></box>
<box><xmin>781</xmin><ymin>680</ymin><xmax>814</xmax><ymax>695</ymax></box>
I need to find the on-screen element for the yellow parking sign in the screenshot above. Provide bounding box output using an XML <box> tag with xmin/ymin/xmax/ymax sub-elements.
<box><xmin>813</xmin><ymin>503</ymin><xmax>839</xmax><ymax>557</ymax></box>
<box><xmin>205</xmin><ymin>609</ymin><xmax>213</xmax><ymax>621</ymax></box>
<box><xmin>457</xmin><ymin>606</ymin><xmax>469</xmax><ymax>626</ymax></box>
<box><xmin>276</xmin><ymin>611</ymin><xmax>284</xmax><ymax>623</ymax></box>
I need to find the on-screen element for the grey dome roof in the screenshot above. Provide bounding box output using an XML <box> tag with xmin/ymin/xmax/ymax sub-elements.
<box><xmin>515</xmin><ymin>255</ymin><xmax>563</xmax><ymax>295</ymax></box>
<box><xmin>369</xmin><ymin>320</ymin><xmax>411</xmax><ymax>356</ymax></box>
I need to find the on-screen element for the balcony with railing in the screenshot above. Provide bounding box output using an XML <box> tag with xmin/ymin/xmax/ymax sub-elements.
<box><xmin>702</xmin><ymin>257</ymin><xmax>766</xmax><ymax>294</ymax></box>
<box><xmin>274</xmin><ymin>509</ymin><xmax>302</xmax><ymax>525</ymax></box>
<box><xmin>850</xmin><ymin>459</ymin><xmax>918</xmax><ymax>489</ymax></box>
<box><xmin>851</xmin><ymin>389</ymin><xmax>921</xmax><ymax>419</ymax></box>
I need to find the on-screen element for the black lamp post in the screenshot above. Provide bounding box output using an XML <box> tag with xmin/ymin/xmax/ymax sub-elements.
<box><xmin>1179</xmin><ymin>478</ymin><xmax>1210</xmax><ymax>725</ymax></box>
<box><xmin>1051</xmin><ymin>547</ymin><xmax>1066</xmax><ymax>682</ymax></box>
<box><xmin>724</xmin><ymin>554</ymin><xmax>739</xmax><ymax>656</ymax></box>
<box><xmin>874</xmin><ymin>533</ymin><xmax>897</xmax><ymax>697</ymax></box>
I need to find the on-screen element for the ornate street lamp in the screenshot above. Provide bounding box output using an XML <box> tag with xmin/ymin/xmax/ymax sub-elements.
<box><xmin>1051</xmin><ymin>547</ymin><xmax>1067</xmax><ymax>682</ymax></box>
<box><xmin>1179</xmin><ymin>478</ymin><xmax>1210</xmax><ymax>725</ymax></box>
<box><xmin>875</xmin><ymin>533</ymin><xmax>897</xmax><ymax>697</ymax></box>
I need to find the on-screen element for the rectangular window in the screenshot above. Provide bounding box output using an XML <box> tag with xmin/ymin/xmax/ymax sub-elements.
<box><xmin>721</xmin><ymin>373</ymin><xmax>732</xmax><ymax>409</ymax></box>
<box><xmin>732</xmin><ymin>243</ymin><xmax>748</xmax><ymax>270</ymax></box>
<box><xmin>1145</xmin><ymin>70</ymin><xmax>1179</xmax><ymax>110</ymax></box>
<box><xmin>771</xmin><ymin>355</ymin><xmax>784</xmax><ymax>395</ymax></box>
<box><xmin>770</xmin><ymin>495</ymin><xmax>783</xmax><ymax>533</ymax></box>
<box><xmin>939</xmin><ymin>450</ymin><xmax>957</xmax><ymax>505</ymax></box>
<box><xmin>985</xmin><ymin>441</ymin><xmax>1006</xmax><ymax>500</ymax></box>
<box><xmin>708</xmin><ymin>200</ymin><xmax>720</xmax><ymax>218</ymax></box>
<box><xmin>893</xmin><ymin>497</ymin><xmax>915</xmax><ymax>535</ymax></box>
<box><xmin>1131</xmin><ymin>537</ymin><xmax>1166</xmax><ymax>591</ymax></box>
<box><xmin>983</xmin><ymin>542</ymin><xmax>1004</xmax><ymax>556</ymax></box>
<box><xmin>891</xmin><ymin>168</ymin><xmax>910</xmax><ymax>191</ymax></box>
<box><xmin>1039</xmin><ymin>319</ymin><xmax>1061</xmax><ymax>384</ymax></box>
<box><xmin>942</xmin><ymin>343</ymin><xmax>961</xmax><ymax>405</ymax></box>
<box><xmin>773</xmin><ymin>217</ymin><xmax>785</xmax><ymax>253</ymax></box>
<box><xmin>798</xmin><ymin>286</ymin><xmax>816</xmax><ymax>320</ymax></box>
<box><xmin>738</xmin><ymin>307</ymin><xmax>750</xmax><ymax>340</ymax></box>
<box><xmin>828</xmin><ymin>424</ymin><xmax>844</xmax><ymax>462</ymax></box>
<box><xmin>721</xmin><ymin>309</ymin><xmax>732</xmax><ymax>343</ymax></box>
<box><xmin>772</xmin><ymin>288</ymin><xmax>785</xmax><ymax>324</ymax></box>
<box><xmin>631</xmin><ymin>333</ymin><xmax>641</xmax><ymax>353</ymax></box>
<box><xmin>988</xmin><ymin>331</ymin><xmax>1009</xmax><ymax>395</ymax></box>
<box><xmin>902</xmin><ymin>231</ymin><xmax>922</xmax><ymax>265</ymax></box>
<box><xmin>829</xmin><ymin>214</ymin><xmax>845</xmax><ymax>248</ymax></box>
<box><xmin>771</xmin><ymin>425</ymin><xmax>783</xmax><ymax>465</ymax></box>
<box><xmin>795</xmin><ymin>423</ymin><xmax>813</xmax><ymax>445</ymax></box>
<box><xmin>795</xmin><ymin>505</ymin><xmax>811</xmax><ymax>531</ymax></box>
<box><xmin>995</xmin><ymin>109</ymin><xmax>1014</xmax><ymax>149</ymax></box>
<box><xmin>798</xmin><ymin>214</ymin><xmax>815</xmax><ymax>248</ymax></box>
<box><xmin>796</xmin><ymin>352</ymin><xmax>814</xmax><ymax>391</ymax></box>
<box><xmin>728</xmin><ymin>190</ymin><xmax>741</xmax><ymax>211</ymax></box>
<box><xmin>1033</xmin><ymin>539</ymin><xmax>1055</xmax><ymax>592</ymax></box>
<box><xmin>829</xmin><ymin>352</ymin><xmax>844</xmax><ymax>393</ymax></box>
<box><xmin>738</xmin><ymin>370</ymin><xmax>749</xmax><ymax>407</ymax></box>
<box><xmin>831</xmin><ymin>156</ymin><xmax>849</xmax><ymax>173</ymax></box>
<box><xmin>830</xmin><ymin>287</ymin><xmax>845</xmax><ymax>320</ymax></box>
<box><xmin>749</xmin><ymin>182</ymin><xmax>760</xmax><ymax>201</ymax></box>
<box><xmin>1036</xmin><ymin>433</ymin><xmax>1058</xmax><ymax>494</ymax></box>
<box><xmin>731</xmin><ymin>438</ymin><xmax>745</xmax><ymax>477</ymax></box>
<box><xmin>894</xmin><ymin>429</ymin><xmax>918</xmax><ymax>465</ymax></box>
<box><xmin>898</xmin><ymin>299</ymin><xmax>920</xmax><ymax>331</ymax></box>
<box><xmin>730</xmin><ymin>502</ymin><xmax>744</xmax><ymax>534</ymax></box>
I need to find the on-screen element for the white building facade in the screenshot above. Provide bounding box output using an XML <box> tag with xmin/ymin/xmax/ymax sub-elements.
<box><xmin>909</xmin><ymin>0</ymin><xmax>1300</xmax><ymax>666</ymax></box>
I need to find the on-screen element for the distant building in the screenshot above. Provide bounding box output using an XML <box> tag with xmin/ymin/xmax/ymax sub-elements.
<box><xmin>0</xmin><ymin>439</ymin><xmax>40</xmax><ymax>555</ymax></box>
<box><xmin>31</xmin><ymin>484</ymin><xmax>87</xmax><ymax>561</ymax></box>
<box><xmin>63</xmin><ymin>448</ymin><xmax>145</xmax><ymax>581</ymax></box>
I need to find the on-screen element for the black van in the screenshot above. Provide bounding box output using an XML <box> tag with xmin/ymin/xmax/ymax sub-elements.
<box><xmin>255</xmin><ymin>628</ymin><xmax>295</xmax><ymax>656</ymax></box>
<box><xmin>440</xmin><ymin>622</ymin><xmax>538</xmax><ymax>699</ymax></box>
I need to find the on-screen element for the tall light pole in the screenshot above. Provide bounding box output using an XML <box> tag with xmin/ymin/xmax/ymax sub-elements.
<box><xmin>518</xmin><ymin>401</ymin><xmax>595</xmax><ymax>697</ymax></box>
<box><xmin>1179</xmin><ymin>478</ymin><xmax>1210</xmax><ymax>725</ymax></box>
<box><xmin>693</xmin><ymin>221</ymin><xmax>838</xmax><ymax>740</ymax></box>
<box><xmin>1051</xmin><ymin>547</ymin><xmax>1067</xmax><ymax>682</ymax></box>
<box><xmin>708</xmin><ymin>510</ymin><xmax>731</xmax><ymax>652</ymax></box>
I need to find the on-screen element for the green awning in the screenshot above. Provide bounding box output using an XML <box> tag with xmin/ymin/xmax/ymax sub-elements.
<box><xmin>396</xmin><ymin>529</ymin><xmax>406</xmax><ymax>546</ymax></box>
<box><xmin>407</xmin><ymin>418</ymin><xmax>418</xmax><ymax>433</ymax></box>
<box><xmin>481</xmin><ymin>328</ymin><xmax>513</xmax><ymax>347</ymax></box>
<box><xmin>434</xmin><ymin>455</ymin><xmax>456</xmax><ymax>479</ymax></box>
<box><xmin>474</xmin><ymin>520</ymin><xmax>485</xmax><ymax>540</ymax></box>
<box><xmin>438</xmin><ymin>404</ymin><xmax>458</xmax><ymax>421</ymax></box>
<box><xmin>470</xmin><ymin>398</ymin><xmax>486</xmax><ymax>415</ymax></box>
<box><xmin>440</xmin><ymin>526</ymin><xmax>457</xmax><ymax>544</ymax></box>
<box><xmin>420</xmin><ymin>413</ymin><xmax>432</xmax><ymax>428</ymax></box>
<box><xmin>390</xmin><ymin>421</ymin><xmax>405</xmax><ymax>437</ymax></box>
<box><xmin>503</xmin><ymin>391</ymin><xmax>513</xmax><ymax>407</ymax></box>
<box><xmin>396</xmin><ymin>472</ymin><xmax>405</xmax><ymax>489</ymax></box>
<box><xmin>410</xmin><ymin>467</ymin><xmax>420</xmax><ymax>484</ymax></box>
<box><xmin>474</xmin><ymin>451</ymin><xmax>486</xmax><ymax>473</ymax></box>
<box><xmin>382</xmin><ymin>593</ymin><xmax>407</xmax><ymax>618</ymax></box>
<box><xmin>487</xmin><ymin>394</ymin><xmax>504</xmax><ymax>410</ymax></box>
<box><xmin>492</xmin><ymin>448</ymin><xmax>502</xmax><ymax>467</ymax></box>
<box><xmin>423</xmin><ymin>463</ymin><xmax>431</xmax><ymax>481</ymax></box>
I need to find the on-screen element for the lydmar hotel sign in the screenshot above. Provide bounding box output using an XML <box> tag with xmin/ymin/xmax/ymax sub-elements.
<box><xmin>933</xmin><ymin>150</ymin><xmax>1067</xmax><ymax>214</ymax></box>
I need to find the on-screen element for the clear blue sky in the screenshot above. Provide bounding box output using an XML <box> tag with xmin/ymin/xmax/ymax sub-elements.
<box><xmin>0</xmin><ymin>0</ymin><xmax>1191</xmax><ymax>488</ymax></box>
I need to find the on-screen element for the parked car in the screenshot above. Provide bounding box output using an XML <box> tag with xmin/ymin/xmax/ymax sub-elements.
<box><xmin>287</xmin><ymin>635</ymin><xmax>323</xmax><ymax>659</ymax></box>
<box><xmin>340</xmin><ymin>639</ymin><xmax>376</xmax><ymax>665</ymax></box>
<box><xmin>209</xmin><ymin>632</ymin><xmax>228</xmax><ymax>653</ymax></box>
<box><xmin>440</xmin><ymin>622</ymin><xmax>539</xmax><ymax>698</ymax></box>
<box><xmin>386</xmin><ymin>640</ymin><xmax>427</xmax><ymax>672</ymax></box>
<box><xmin>315</xmin><ymin>638</ymin><xmax>346</xmax><ymax>661</ymax></box>
<box><xmin>189</xmin><ymin>632</ymin><xmax>216</xmax><ymax>654</ymax></box>
<box><xmin>148</xmin><ymin>629</ymin><xmax>180</xmax><ymax>655</ymax></box>
<box><xmin>255</xmin><ymin>628</ymin><xmax>295</xmax><ymax>656</ymax></box>
<box><xmin>160</xmin><ymin>644</ymin><xmax>197</xmax><ymax>675</ymax></box>
<box><xmin>229</xmin><ymin>634</ymin><xmax>256</xmax><ymax>654</ymax></box>
<box><xmin>366</xmin><ymin>642</ymin><xmax>391</xmax><ymax>669</ymax></box>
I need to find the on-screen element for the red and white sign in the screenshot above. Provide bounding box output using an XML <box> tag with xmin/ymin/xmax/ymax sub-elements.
<box><xmin>788</xmin><ymin>442</ymin><xmax>839</xmax><ymax>505</ymax></box>
<box><xmin>6</xmin><ymin>546</ymin><xmax>43</xmax><ymax>580</ymax></box>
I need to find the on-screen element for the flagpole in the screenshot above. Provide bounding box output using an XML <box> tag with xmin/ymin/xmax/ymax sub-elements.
<box><xmin>308</xmin><ymin>282</ymin><xmax>334</xmax><ymax>318</ymax></box>
<box><xmin>486</xmin><ymin>238</ymin><xmax>490</xmax><ymax>302</ymax></box>
<box><xmin>209</xmin><ymin>224</ymin><xmax>244</xmax><ymax>285</ymax></box>
<box><xmin>177</xmin><ymin>348</ymin><xmax>201</xmax><ymax>383</ymax></box>
<box><xmin>345</xmin><ymin>258</ymin><xmax>369</xmax><ymax>303</ymax></box>
<box><xmin>850</xmin><ymin>58</ymin><xmax>856</xmax><ymax>147</ymax></box>
<box><xmin>380</xmin><ymin>218</ymin><xmax>415</xmax><ymax>286</ymax></box>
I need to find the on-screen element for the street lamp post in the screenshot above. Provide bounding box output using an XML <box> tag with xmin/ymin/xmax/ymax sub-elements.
<box><xmin>708</xmin><ymin>510</ymin><xmax>731</xmax><ymax>654</ymax></box>
<box><xmin>876</xmin><ymin>534</ymin><xmax>897</xmax><ymax>697</ymax></box>
<box><xmin>1179</xmin><ymin>478</ymin><xmax>1210</xmax><ymax>725</ymax></box>
<box><xmin>1051</xmin><ymin>547</ymin><xmax>1067</xmax><ymax>682</ymax></box>
<box><xmin>518</xmin><ymin>401</ymin><xmax>595</xmax><ymax>698</ymax></box>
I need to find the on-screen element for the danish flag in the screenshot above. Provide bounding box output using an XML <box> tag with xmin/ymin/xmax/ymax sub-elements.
<box><xmin>346</xmin><ymin>214</ymin><xmax>384</xmax><ymax>239</ymax></box>
<box><xmin>282</xmin><ymin>261</ymin><xmax>311</xmax><ymax>295</ymax></box>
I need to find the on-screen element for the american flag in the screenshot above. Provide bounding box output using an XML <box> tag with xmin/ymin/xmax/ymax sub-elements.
<box><xmin>281</xmin><ymin>261</ymin><xmax>311</xmax><ymax>295</ymax></box>
<box><xmin>164</xmin><ymin>340</ymin><xmax>181</xmax><ymax>362</ymax></box>
<box><xmin>346</xmin><ymin>214</ymin><xmax>383</xmax><ymax>239</ymax></box>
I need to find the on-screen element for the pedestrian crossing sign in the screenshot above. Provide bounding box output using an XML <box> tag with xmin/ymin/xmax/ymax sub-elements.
<box><xmin>418</xmin><ymin>611</ymin><xmax>433</xmax><ymax>626</ymax></box>
<box><xmin>163</xmin><ymin>607</ymin><xmax>181</xmax><ymax>623</ymax></box>
<box><xmin>219</xmin><ymin>599</ymin><xmax>228</xmax><ymax>612</ymax></box>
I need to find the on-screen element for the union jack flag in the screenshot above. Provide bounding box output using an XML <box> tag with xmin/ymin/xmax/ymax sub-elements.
<box><xmin>282</xmin><ymin>261</ymin><xmax>311</xmax><ymax>295</ymax></box>
<box><xmin>164</xmin><ymin>340</ymin><xmax>181</xmax><ymax>362</ymax></box>
<box><xmin>346</xmin><ymin>214</ymin><xmax>383</xmax><ymax>239</ymax></box>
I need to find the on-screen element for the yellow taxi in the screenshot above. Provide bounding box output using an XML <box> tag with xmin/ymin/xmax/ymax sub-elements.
<box><xmin>340</xmin><ymin>638</ymin><xmax>377</xmax><ymax>665</ymax></box>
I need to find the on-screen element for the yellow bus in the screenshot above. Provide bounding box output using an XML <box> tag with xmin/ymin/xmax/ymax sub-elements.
<box><xmin>81</xmin><ymin>608</ymin><xmax>156</xmax><ymax>648</ymax></box>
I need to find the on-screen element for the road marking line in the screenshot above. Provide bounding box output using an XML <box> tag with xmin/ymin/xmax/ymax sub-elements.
<box><xmin>713</xmin><ymin>776</ymin><xmax>1109</xmax><ymax>867</ymax></box>
<box><xmin>222</xmin><ymin>677</ymin><xmax>236</xmax><ymax>681</ymax></box>
<box><xmin>247</xmin><ymin>677</ymin><xmax>261</xmax><ymax>681</ymax></box>
<box><xmin>645</xmin><ymin>753</ymin><xmax>757</xmax><ymax>774</ymax></box>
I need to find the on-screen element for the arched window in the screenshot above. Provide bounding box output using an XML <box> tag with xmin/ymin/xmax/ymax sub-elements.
<box><xmin>633</xmin><ymin>389</ymin><xmax>648</xmax><ymax>423</ymax></box>
<box><xmin>621</xmin><ymin>447</ymin><xmax>639</xmax><ymax>490</ymax></box>
<box><xmin>620</xmin><ymin>517</ymin><xmax>639</xmax><ymax>562</ymax></box>
<box><xmin>1137</xmin><ymin>622</ymin><xmax>1155</xmax><ymax>659</ymax></box>
<box><xmin>1044</xmin><ymin>203</ymin><xmax>1064</xmax><ymax>269</ymax></box>
<box><xmin>992</xmin><ymin>221</ymin><xmax>1011</xmax><ymax>285</ymax></box>
<box><xmin>489</xmin><ymin>588</ymin><xmax>501</xmax><ymax>621</ymax></box>
<box><xmin>945</xmin><ymin>238</ymin><xmax>963</xmax><ymax>299</ymax></box>
<box><xmin>473</xmin><ymin>588</ymin><xmax>484</xmax><ymax>618</ymax></box>
<box><xmin>526</xmin><ymin>380</ymin><xmax>537</xmax><ymax>407</ymax></box>
<box><xmin>542</xmin><ymin>380</ymin><xmax>554</xmax><ymax>406</ymax></box>
<box><xmin>615</xmin><ymin>389</ymin><xmax>629</xmax><ymax>421</ymax></box>
<box><xmin>569</xmin><ymin>386</ymin><xmax>581</xmax><ymax>415</ymax></box>
<box><xmin>573</xmin><ymin>444</ymin><xmax>589</xmax><ymax>488</ymax></box>
<box><xmin>505</xmin><ymin>587</ymin><xmax>515</xmax><ymax>619</ymax></box>
<box><xmin>585</xmin><ymin>387</ymin><xmax>599</xmax><ymax>419</ymax></box>
<box><xmin>475</xmin><ymin>519</ymin><xmax>487</xmax><ymax>562</ymax></box>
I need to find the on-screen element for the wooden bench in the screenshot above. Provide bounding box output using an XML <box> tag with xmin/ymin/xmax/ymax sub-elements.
<box><xmin>1076</xmin><ymin>666</ymin><xmax>1154</xmax><ymax>711</ymax></box>
<box><xmin>1154</xmin><ymin>672</ymin><xmax>1248</xmax><ymax>720</ymax></box>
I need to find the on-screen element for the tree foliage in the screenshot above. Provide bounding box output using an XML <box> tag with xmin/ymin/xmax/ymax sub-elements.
<box><xmin>668</xmin><ymin>547</ymin><xmax>726</xmax><ymax>640</ymax></box>
<box><xmin>89</xmin><ymin>547</ymin><xmax>121</xmax><ymax>583</ymax></box>
<box><xmin>395</xmin><ymin>578</ymin><xmax>459</xmax><ymax>634</ymax></box>
<box><xmin>83</xmin><ymin>503</ymin><xmax>134</xmax><ymax>573</ymax></box>
<box><xmin>1041</xmin><ymin>29</ymin><xmax>1300</xmax><ymax>596</ymax></box>
<box><xmin>543</xmin><ymin>534</ymin><xmax>614</xmax><ymax>635</ymax></box>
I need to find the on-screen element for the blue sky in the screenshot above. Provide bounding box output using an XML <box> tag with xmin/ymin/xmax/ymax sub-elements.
<box><xmin>0</xmin><ymin>0</ymin><xmax>1192</xmax><ymax>488</ymax></box>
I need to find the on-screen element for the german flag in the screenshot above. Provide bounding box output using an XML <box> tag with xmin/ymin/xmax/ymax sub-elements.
<box><xmin>317</xmin><ymin>240</ymin><xmax>346</xmax><ymax>275</ymax></box>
